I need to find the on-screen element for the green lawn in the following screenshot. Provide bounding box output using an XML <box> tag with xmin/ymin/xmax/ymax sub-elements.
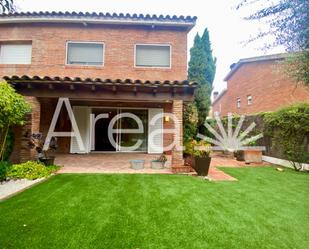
<box><xmin>0</xmin><ymin>167</ymin><xmax>308</xmax><ymax>249</ymax></box>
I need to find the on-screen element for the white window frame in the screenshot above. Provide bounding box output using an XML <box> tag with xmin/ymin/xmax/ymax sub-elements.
<box><xmin>247</xmin><ymin>95</ymin><xmax>252</xmax><ymax>105</ymax></box>
<box><xmin>0</xmin><ymin>42</ymin><xmax>32</xmax><ymax>65</ymax></box>
<box><xmin>237</xmin><ymin>98</ymin><xmax>241</xmax><ymax>108</ymax></box>
<box><xmin>65</xmin><ymin>41</ymin><xmax>105</xmax><ymax>67</ymax></box>
<box><xmin>134</xmin><ymin>43</ymin><xmax>172</xmax><ymax>69</ymax></box>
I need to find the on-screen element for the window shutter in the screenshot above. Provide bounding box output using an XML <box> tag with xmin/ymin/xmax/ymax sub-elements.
<box><xmin>136</xmin><ymin>45</ymin><xmax>170</xmax><ymax>67</ymax></box>
<box><xmin>67</xmin><ymin>43</ymin><xmax>103</xmax><ymax>65</ymax></box>
<box><xmin>148</xmin><ymin>108</ymin><xmax>164</xmax><ymax>153</ymax></box>
<box><xmin>0</xmin><ymin>44</ymin><xmax>32</xmax><ymax>64</ymax></box>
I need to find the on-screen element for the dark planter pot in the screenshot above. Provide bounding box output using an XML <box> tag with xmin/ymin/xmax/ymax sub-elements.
<box><xmin>39</xmin><ymin>156</ymin><xmax>55</xmax><ymax>166</ymax></box>
<box><xmin>192</xmin><ymin>156</ymin><xmax>211</xmax><ymax>176</ymax></box>
<box><xmin>235</xmin><ymin>151</ymin><xmax>245</xmax><ymax>161</ymax></box>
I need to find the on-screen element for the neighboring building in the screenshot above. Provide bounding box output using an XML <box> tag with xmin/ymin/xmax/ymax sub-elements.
<box><xmin>212</xmin><ymin>53</ymin><xmax>309</xmax><ymax>117</ymax></box>
<box><xmin>0</xmin><ymin>12</ymin><xmax>197</xmax><ymax>166</ymax></box>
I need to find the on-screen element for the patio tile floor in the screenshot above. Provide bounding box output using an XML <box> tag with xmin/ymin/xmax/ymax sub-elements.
<box><xmin>55</xmin><ymin>152</ymin><xmax>270</xmax><ymax>181</ymax></box>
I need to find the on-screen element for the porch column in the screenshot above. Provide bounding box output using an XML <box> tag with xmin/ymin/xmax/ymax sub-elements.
<box><xmin>19</xmin><ymin>96</ymin><xmax>41</xmax><ymax>162</ymax></box>
<box><xmin>171</xmin><ymin>99</ymin><xmax>184</xmax><ymax>166</ymax></box>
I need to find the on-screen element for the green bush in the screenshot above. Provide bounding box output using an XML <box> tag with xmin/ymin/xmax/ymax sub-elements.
<box><xmin>7</xmin><ymin>161</ymin><xmax>60</xmax><ymax>180</ymax></box>
<box><xmin>0</xmin><ymin>161</ymin><xmax>11</xmax><ymax>182</ymax></box>
<box><xmin>264</xmin><ymin>103</ymin><xmax>309</xmax><ymax>170</ymax></box>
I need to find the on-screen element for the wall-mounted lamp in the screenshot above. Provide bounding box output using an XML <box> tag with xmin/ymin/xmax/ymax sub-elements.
<box><xmin>164</xmin><ymin>116</ymin><xmax>170</xmax><ymax>122</ymax></box>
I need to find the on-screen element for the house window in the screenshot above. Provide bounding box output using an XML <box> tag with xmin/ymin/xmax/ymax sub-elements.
<box><xmin>0</xmin><ymin>43</ymin><xmax>32</xmax><ymax>64</ymax></box>
<box><xmin>135</xmin><ymin>44</ymin><xmax>171</xmax><ymax>68</ymax></box>
<box><xmin>247</xmin><ymin>95</ymin><xmax>252</xmax><ymax>105</ymax></box>
<box><xmin>66</xmin><ymin>42</ymin><xmax>104</xmax><ymax>66</ymax></box>
<box><xmin>237</xmin><ymin>98</ymin><xmax>241</xmax><ymax>108</ymax></box>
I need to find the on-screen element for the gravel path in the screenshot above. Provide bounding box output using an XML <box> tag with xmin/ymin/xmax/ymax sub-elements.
<box><xmin>0</xmin><ymin>178</ymin><xmax>45</xmax><ymax>201</ymax></box>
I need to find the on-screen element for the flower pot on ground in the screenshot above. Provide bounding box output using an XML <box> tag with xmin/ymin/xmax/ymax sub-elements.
<box><xmin>244</xmin><ymin>150</ymin><xmax>262</xmax><ymax>163</ymax></box>
<box><xmin>130</xmin><ymin>160</ymin><xmax>145</xmax><ymax>170</ymax></box>
<box><xmin>28</xmin><ymin>133</ymin><xmax>57</xmax><ymax>166</ymax></box>
<box><xmin>234</xmin><ymin>151</ymin><xmax>245</xmax><ymax>161</ymax></box>
<box><xmin>39</xmin><ymin>156</ymin><xmax>55</xmax><ymax>166</ymax></box>
<box><xmin>151</xmin><ymin>153</ymin><xmax>167</xmax><ymax>169</ymax></box>
<box><xmin>185</xmin><ymin>139</ymin><xmax>211</xmax><ymax>176</ymax></box>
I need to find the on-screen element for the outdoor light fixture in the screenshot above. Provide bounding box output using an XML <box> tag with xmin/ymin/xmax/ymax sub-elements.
<box><xmin>164</xmin><ymin>116</ymin><xmax>170</xmax><ymax>122</ymax></box>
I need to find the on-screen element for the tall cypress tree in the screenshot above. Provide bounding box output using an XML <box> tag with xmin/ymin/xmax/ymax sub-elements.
<box><xmin>188</xmin><ymin>28</ymin><xmax>216</xmax><ymax>132</ymax></box>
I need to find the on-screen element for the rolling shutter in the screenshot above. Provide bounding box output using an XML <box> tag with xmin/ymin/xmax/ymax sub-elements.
<box><xmin>0</xmin><ymin>44</ymin><xmax>32</xmax><ymax>64</ymax></box>
<box><xmin>148</xmin><ymin>108</ymin><xmax>164</xmax><ymax>153</ymax></box>
<box><xmin>70</xmin><ymin>106</ymin><xmax>91</xmax><ymax>154</ymax></box>
<box><xmin>135</xmin><ymin>45</ymin><xmax>170</xmax><ymax>67</ymax></box>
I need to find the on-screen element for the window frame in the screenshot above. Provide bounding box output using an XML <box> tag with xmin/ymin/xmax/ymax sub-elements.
<box><xmin>236</xmin><ymin>98</ymin><xmax>241</xmax><ymax>108</ymax></box>
<box><xmin>134</xmin><ymin>43</ymin><xmax>172</xmax><ymax>69</ymax></box>
<box><xmin>65</xmin><ymin>41</ymin><xmax>105</xmax><ymax>67</ymax></box>
<box><xmin>0</xmin><ymin>42</ymin><xmax>32</xmax><ymax>65</ymax></box>
<box><xmin>247</xmin><ymin>95</ymin><xmax>253</xmax><ymax>105</ymax></box>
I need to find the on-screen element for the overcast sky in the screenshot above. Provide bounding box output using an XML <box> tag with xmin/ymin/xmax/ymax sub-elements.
<box><xmin>16</xmin><ymin>0</ymin><xmax>285</xmax><ymax>94</ymax></box>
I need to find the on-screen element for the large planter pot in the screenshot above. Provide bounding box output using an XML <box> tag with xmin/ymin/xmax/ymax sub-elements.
<box><xmin>192</xmin><ymin>156</ymin><xmax>211</xmax><ymax>176</ymax></box>
<box><xmin>39</xmin><ymin>156</ymin><xmax>55</xmax><ymax>166</ymax></box>
<box><xmin>130</xmin><ymin>160</ymin><xmax>145</xmax><ymax>170</ymax></box>
<box><xmin>151</xmin><ymin>161</ymin><xmax>165</xmax><ymax>169</ymax></box>
<box><xmin>244</xmin><ymin>150</ymin><xmax>262</xmax><ymax>163</ymax></box>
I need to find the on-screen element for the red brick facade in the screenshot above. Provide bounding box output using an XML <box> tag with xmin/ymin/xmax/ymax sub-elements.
<box><xmin>1</xmin><ymin>16</ymin><xmax>192</xmax><ymax>165</ymax></box>
<box><xmin>0</xmin><ymin>23</ymin><xmax>187</xmax><ymax>81</ymax></box>
<box><xmin>212</xmin><ymin>58</ymin><xmax>309</xmax><ymax>117</ymax></box>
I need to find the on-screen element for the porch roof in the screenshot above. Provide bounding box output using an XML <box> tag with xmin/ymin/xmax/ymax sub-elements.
<box><xmin>4</xmin><ymin>75</ymin><xmax>196</xmax><ymax>87</ymax></box>
<box><xmin>4</xmin><ymin>75</ymin><xmax>197</xmax><ymax>101</ymax></box>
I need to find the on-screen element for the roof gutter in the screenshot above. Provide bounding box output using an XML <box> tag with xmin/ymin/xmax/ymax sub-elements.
<box><xmin>0</xmin><ymin>17</ymin><xmax>196</xmax><ymax>30</ymax></box>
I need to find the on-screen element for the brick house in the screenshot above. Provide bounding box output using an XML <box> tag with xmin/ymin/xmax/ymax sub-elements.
<box><xmin>0</xmin><ymin>12</ymin><xmax>197</xmax><ymax>166</ymax></box>
<box><xmin>212</xmin><ymin>53</ymin><xmax>309</xmax><ymax>117</ymax></box>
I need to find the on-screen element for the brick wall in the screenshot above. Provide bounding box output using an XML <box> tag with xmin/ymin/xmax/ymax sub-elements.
<box><xmin>0</xmin><ymin>23</ymin><xmax>188</xmax><ymax>81</ymax></box>
<box><xmin>212</xmin><ymin>60</ymin><xmax>309</xmax><ymax>116</ymax></box>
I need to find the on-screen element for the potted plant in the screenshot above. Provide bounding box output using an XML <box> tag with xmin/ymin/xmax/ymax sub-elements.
<box><xmin>151</xmin><ymin>153</ymin><xmax>167</xmax><ymax>169</ymax></box>
<box><xmin>186</xmin><ymin>139</ymin><xmax>211</xmax><ymax>176</ymax></box>
<box><xmin>28</xmin><ymin>133</ymin><xmax>57</xmax><ymax>165</ymax></box>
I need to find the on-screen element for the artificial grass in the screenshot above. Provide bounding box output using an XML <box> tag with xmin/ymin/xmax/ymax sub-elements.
<box><xmin>0</xmin><ymin>167</ymin><xmax>308</xmax><ymax>249</ymax></box>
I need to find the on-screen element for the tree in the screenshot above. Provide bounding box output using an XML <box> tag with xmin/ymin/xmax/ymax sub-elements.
<box><xmin>0</xmin><ymin>81</ymin><xmax>31</xmax><ymax>160</ymax></box>
<box><xmin>237</xmin><ymin>0</ymin><xmax>309</xmax><ymax>85</ymax></box>
<box><xmin>187</xmin><ymin>29</ymin><xmax>216</xmax><ymax>133</ymax></box>
<box><xmin>0</xmin><ymin>0</ymin><xmax>15</xmax><ymax>14</ymax></box>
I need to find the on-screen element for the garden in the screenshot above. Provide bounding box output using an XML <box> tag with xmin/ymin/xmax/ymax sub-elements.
<box><xmin>0</xmin><ymin>167</ymin><xmax>308</xmax><ymax>249</ymax></box>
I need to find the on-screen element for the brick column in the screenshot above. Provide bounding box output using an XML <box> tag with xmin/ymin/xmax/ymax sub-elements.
<box><xmin>19</xmin><ymin>96</ymin><xmax>41</xmax><ymax>162</ymax></box>
<box><xmin>171</xmin><ymin>100</ymin><xmax>184</xmax><ymax>166</ymax></box>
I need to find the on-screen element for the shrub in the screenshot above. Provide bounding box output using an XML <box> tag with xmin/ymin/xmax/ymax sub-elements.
<box><xmin>0</xmin><ymin>161</ymin><xmax>11</xmax><ymax>182</ymax></box>
<box><xmin>7</xmin><ymin>161</ymin><xmax>60</xmax><ymax>180</ymax></box>
<box><xmin>264</xmin><ymin>103</ymin><xmax>309</xmax><ymax>171</ymax></box>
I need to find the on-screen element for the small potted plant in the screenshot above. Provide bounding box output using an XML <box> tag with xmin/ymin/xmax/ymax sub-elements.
<box><xmin>28</xmin><ymin>133</ymin><xmax>57</xmax><ymax>165</ymax></box>
<box><xmin>186</xmin><ymin>139</ymin><xmax>211</xmax><ymax>176</ymax></box>
<box><xmin>151</xmin><ymin>153</ymin><xmax>167</xmax><ymax>169</ymax></box>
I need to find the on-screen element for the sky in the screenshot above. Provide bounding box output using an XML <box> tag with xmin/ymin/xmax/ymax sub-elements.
<box><xmin>15</xmin><ymin>0</ymin><xmax>285</xmax><ymax>95</ymax></box>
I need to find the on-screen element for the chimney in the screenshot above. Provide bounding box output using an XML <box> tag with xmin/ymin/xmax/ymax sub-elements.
<box><xmin>213</xmin><ymin>91</ymin><xmax>219</xmax><ymax>100</ymax></box>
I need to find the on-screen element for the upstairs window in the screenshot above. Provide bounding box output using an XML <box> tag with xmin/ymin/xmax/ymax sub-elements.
<box><xmin>67</xmin><ymin>42</ymin><xmax>104</xmax><ymax>66</ymax></box>
<box><xmin>237</xmin><ymin>98</ymin><xmax>241</xmax><ymax>108</ymax></box>
<box><xmin>247</xmin><ymin>95</ymin><xmax>253</xmax><ymax>105</ymax></box>
<box><xmin>135</xmin><ymin>44</ymin><xmax>171</xmax><ymax>68</ymax></box>
<box><xmin>0</xmin><ymin>43</ymin><xmax>32</xmax><ymax>64</ymax></box>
